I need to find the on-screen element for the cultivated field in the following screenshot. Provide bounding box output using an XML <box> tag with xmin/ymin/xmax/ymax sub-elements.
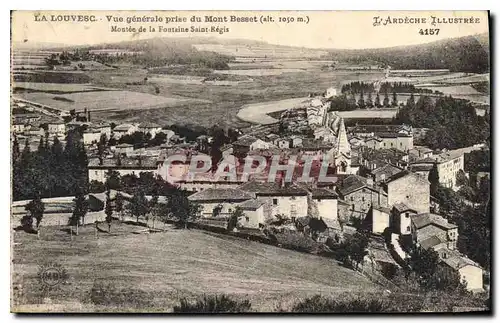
<box><xmin>192</xmin><ymin>44</ymin><xmax>328</xmax><ymax>58</ymax></box>
<box><xmin>238</xmin><ymin>97</ymin><xmax>310</xmax><ymax>124</ymax></box>
<box><xmin>87</xmin><ymin>68</ymin><xmax>384</xmax><ymax>127</ymax></box>
<box><xmin>16</xmin><ymin>90</ymin><xmax>210</xmax><ymax>112</ymax></box>
<box><xmin>214</xmin><ymin>69</ymin><xmax>305</xmax><ymax>76</ymax></box>
<box><xmin>13</xmin><ymin>82</ymin><xmax>111</xmax><ymax>93</ymax></box>
<box><xmin>12</xmin><ymin>225</ymin><xmax>378</xmax><ymax>312</ymax></box>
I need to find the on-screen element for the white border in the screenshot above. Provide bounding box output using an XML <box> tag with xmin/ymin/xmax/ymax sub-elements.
<box><xmin>2</xmin><ymin>1</ymin><xmax>497</xmax><ymax>322</ymax></box>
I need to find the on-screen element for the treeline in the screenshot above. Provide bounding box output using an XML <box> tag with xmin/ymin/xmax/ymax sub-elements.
<box><xmin>323</xmin><ymin>34</ymin><xmax>489</xmax><ymax>73</ymax></box>
<box><xmin>12</xmin><ymin>130</ymin><xmax>88</xmax><ymax>201</ymax></box>
<box><xmin>395</xmin><ymin>95</ymin><xmax>490</xmax><ymax>150</ymax></box>
<box><xmin>341</xmin><ymin>81</ymin><xmax>442</xmax><ymax>95</ymax></box>
<box><xmin>328</xmin><ymin>90</ymin><xmax>398</xmax><ymax>111</ymax></box>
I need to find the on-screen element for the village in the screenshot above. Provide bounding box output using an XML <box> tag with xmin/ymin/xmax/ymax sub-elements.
<box><xmin>11</xmin><ymin>75</ymin><xmax>490</xmax><ymax>302</ymax></box>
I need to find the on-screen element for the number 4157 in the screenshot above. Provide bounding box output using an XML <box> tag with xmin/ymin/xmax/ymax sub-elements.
<box><xmin>419</xmin><ymin>29</ymin><xmax>440</xmax><ymax>35</ymax></box>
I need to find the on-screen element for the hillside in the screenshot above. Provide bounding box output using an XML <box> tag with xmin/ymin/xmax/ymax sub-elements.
<box><xmin>323</xmin><ymin>33</ymin><xmax>490</xmax><ymax>73</ymax></box>
<box><xmin>12</xmin><ymin>225</ymin><xmax>378</xmax><ymax>312</ymax></box>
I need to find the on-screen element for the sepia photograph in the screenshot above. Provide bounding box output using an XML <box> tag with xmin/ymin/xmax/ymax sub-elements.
<box><xmin>9</xmin><ymin>10</ymin><xmax>491</xmax><ymax>313</ymax></box>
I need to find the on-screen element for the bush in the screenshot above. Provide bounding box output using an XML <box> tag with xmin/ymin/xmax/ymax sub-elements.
<box><xmin>291</xmin><ymin>294</ymin><xmax>389</xmax><ymax>313</ymax></box>
<box><xmin>89</xmin><ymin>180</ymin><xmax>106</xmax><ymax>193</ymax></box>
<box><xmin>173</xmin><ymin>294</ymin><xmax>251</xmax><ymax>313</ymax></box>
<box><xmin>89</xmin><ymin>281</ymin><xmax>153</xmax><ymax>308</ymax></box>
<box><xmin>291</xmin><ymin>293</ymin><xmax>425</xmax><ymax>313</ymax></box>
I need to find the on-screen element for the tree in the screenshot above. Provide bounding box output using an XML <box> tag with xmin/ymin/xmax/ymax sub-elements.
<box><xmin>105</xmin><ymin>190</ymin><xmax>113</xmax><ymax>233</ymax></box>
<box><xmin>228</xmin><ymin>206</ymin><xmax>244</xmax><ymax>231</ymax></box>
<box><xmin>115</xmin><ymin>192</ymin><xmax>124</xmax><ymax>221</ymax></box>
<box><xmin>335</xmin><ymin>232</ymin><xmax>369</xmax><ymax>270</ymax></box>
<box><xmin>167</xmin><ymin>189</ymin><xmax>201</xmax><ymax>229</ymax></box>
<box><xmin>383</xmin><ymin>90</ymin><xmax>390</xmax><ymax>107</ymax></box>
<box><xmin>12</xmin><ymin>135</ymin><xmax>20</xmax><ymax>161</ymax></box>
<box><xmin>25</xmin><ymin>196</ymin><xmax>45</xmax><ymax>230</ymax></box>
<box><xmin>456</xmin><ymin>170</ymin><xmax>469</xmax><ymax>188</ymax></box>
<box><xmin>391</xmin><ymin>91</ymin><xmax>398</xmax><ymax>107</ymax></box>
<box><xmin>105</xmin><ymin>169</ymin><xmax>121</xmax><ymax>190</ymax></box>
<box><xmin>407</xmin><ymin>245</ymin><xmax>439</xmax><ymax>285</ymax></box>
<box><xmin>358</xmin><ymin>91</ymin><xmax>365</xmax><ymax>109</ymax></box>
<box><xmin>127</xmin><ymin>189</ymin><xmax>149</xmax><ymax>224</ymax></box>
<box><xmin>428</xmin><ymin>163</ymin><xmax>439</xmax><ymax>196</ymax></box>
<box><xmin>406</xmin><ymin>92</ymin><xmax>415</xmax><ymax>109</ymax></box>
<box><xmin>366</xmin><ymin>92</ymin><xmax>373</xmax><ymax>108</ymax></box>
<box><xmin>374</xmin><ymin>92</ymin><xmax>381</xmax><ymax>108</ymax></box>
<box><xmin>70</xmin><ymin>192</ymin><xmax>89</xmax><ymax>236</ymax></box>
<box><xmin>148</xmin><ymin>192</ymin><xmax>159</xmax><ymax>229</ymax></box>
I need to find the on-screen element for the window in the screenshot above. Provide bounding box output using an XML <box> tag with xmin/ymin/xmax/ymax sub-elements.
<box><xmin>350</xmin><ymin>196</ymin><xmax>354</xmax><ymax>201</ymax></box>
<box><xmin>95</xmin><ymin>171</ymin><xmax>98</xmax><ymax>175</ymax></box>
<box><xmin>406</xmin><ymin>226</ymin><xmax>410</xmax><ymax>232</ymax></box>
<box><xmin>273</xmin><ymin>198</ymin><xmax>278</xmax><ymax>205</ymax></box>
<box><xmin>405</xmin><ymin>212</ymin><xmax>410</xmax><ymax>218</ymax></box>
<box><xmin>317</xmin><ymin>199</ymin><xmax>322</xmax><ymax>202</ymax></box>
<box><xmin>362</xmin><ymin>197</ymin><xmax>365</xmax><ymax>202</ymax></box>
<box><xmin>245</xmin><ymin>216</ymin><xmax>249</xmax><ymax>222</ymax></box>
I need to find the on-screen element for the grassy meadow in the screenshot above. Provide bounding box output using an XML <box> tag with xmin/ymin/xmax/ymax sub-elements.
<box><xmin>12</xmin><ymin>222</ymin><xmax>378</xmax><ymax>312</ymax></box>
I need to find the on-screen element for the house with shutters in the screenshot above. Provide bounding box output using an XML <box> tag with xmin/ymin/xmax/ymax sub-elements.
<box><xmin>410</xmin><ymin>212</ymin><xmax>458</xmax><ymax>250</ymax></box>
<box><xmin>238</xmin><ymin>181</ymin><xmax>309</xmax><ymax>220</ymax></box>
<box><xmin>383</xmin><ymin>170</ymin><xmax>430</xmax><ymax>214</ymax></box>
<box><xmin>187</xmin><ymin>187</ymin><xmax>256</xmax><ymax>218</ymax></box>
<box><xmin>337</xmin><ymin>174</ymin><xmax>387</xmax><ymax>221</ymax></box>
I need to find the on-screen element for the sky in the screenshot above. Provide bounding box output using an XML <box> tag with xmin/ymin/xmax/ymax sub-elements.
<box><xmin>11</xmin><ymin>10</ymin><xmax>489</xmax><ymax>49</ymax></box>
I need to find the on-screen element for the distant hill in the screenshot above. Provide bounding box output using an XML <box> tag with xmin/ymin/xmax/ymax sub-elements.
<box><xmin>323</xmin><ymin>33</ymin><xmax>490</xmax><ymax>73</ymax></box>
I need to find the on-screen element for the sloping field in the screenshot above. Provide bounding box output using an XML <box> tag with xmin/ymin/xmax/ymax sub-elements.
<box><xmin>237</xmin><ymin>97</ymin><xmax>309</xmax><ymax>124</ymax></box>
<box><xmin>12</xmin><ymin>227</ymin><xmax>378</xmax><ymax>312</ymax></box>
<box><xmin>214</xmin><ymin>69</ymin><xmax>305</xmax><ymax>76</ymax></box>
<box><xmin>237</xmin><ymin>97</ymin><xmax>399</xmax><ymax>125</ymax></box>
<box><xmin>16</xmin><ymin>90</ymin><xmax>210</xmax><ymax>112</ymax></box>
<box><xmin>12</xmin><ymin>82</ymin><xmax>112</xmax><ymax>93</ymax></box>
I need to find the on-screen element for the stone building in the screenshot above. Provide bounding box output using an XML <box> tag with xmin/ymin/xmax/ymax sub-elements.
<box><xmin>384</xmin><ymin>171</ymin><xmax>430</xmax><ymax>214</ymax></box>
<box><xmin>337</xmin><ymin>175</ymin><xmax>387</xmax><ymax>221</ymax></box>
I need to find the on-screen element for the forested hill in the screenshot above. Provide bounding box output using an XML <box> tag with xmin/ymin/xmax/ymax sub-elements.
<box><xmin>323</xmin><ymin>33</ymin><xmax>489</xmax><ymax>73</ymax></box>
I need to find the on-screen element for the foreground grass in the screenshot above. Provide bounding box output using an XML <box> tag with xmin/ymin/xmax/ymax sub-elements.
<box><xmin>12</xmin><ymin>222</ymin><xmax>378</xmax><ymax>312</ymax></box>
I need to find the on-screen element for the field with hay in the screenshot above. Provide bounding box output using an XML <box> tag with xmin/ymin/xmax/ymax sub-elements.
<box><xmin>12</xmin><ymin>225</ymin><xmax>378</xmax><ymax>312</ymax></box>
<box><xmin>15</xmin><ymin>90</ymin><xmax>210</xmax><ymax>113</ymax></box>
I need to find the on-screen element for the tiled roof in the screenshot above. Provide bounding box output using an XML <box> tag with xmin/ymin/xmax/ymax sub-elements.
<box><xmin>188</xmin><ymin>188</ymin><xmax>255</xmax><ymax>202</ymax></box>
<box><xmin>419</xmin><ymin>235</ymin><xmax>447</xmax><ymax>250</ymax></box>
<box><xmin>371</xmin><ymin>164</ymin><xmax>404</xmax><ymax>182</ymax></box>
<box><xmin>88</xmin><ymin>156</ymin><xmax>158</xmax><ymax>168</ymax></box>
<box><xmin>410</xmin><ymin>164</ymin><xmax>434</xmax><ymax>172</ymax></box>
<box><xmin>232</xmin><ymin>135</ymin><xmax>259</xmax><ymax>147</ymax></box>
<box><xmin>373</xmin><ymin>204</ymin><xmax>391</xmax><ymax>214</ymax></box>
<box><xmin>338</xmin><ymin>174</ymin><xmax>370</xmax><ymax>196</ymax></box>
<box><xmin>393</xmin><ymin>202</ymin><xmax>417</xmax><ymax>213</ymax></box>
<box><xmin>321</xmin><ymin>217</ymin><xmax>341</xmax><ymax>230</ymax></box>
<box><xmin>441</xmin><ymin>249</ymin><xmax>482</xmax><ymax>270</ymax></box>
<box><xmin>238</xmin><ymin>199</ymin><xmax>266</xmax><ymax>210</ymax></box>
<box><xmin>114</xmin><ymin>124</ymin><xmax>135</xmax><ymax>131</ymax></box>
<box><xmin>238</xmin><ymin>181</ymin><xmax>308</xmax><ymax>196</ymax></box>
<box><xmin>385</xmin><ymin>170</ymin><xmax>430</xmax><ymax>185</ymax></box>
<box><xmin>411</xmin><ymin>213</ymin><xmax>457</xmax><ymax>230</ymax></box>
<box><xmin>310</xmin><ymin>188</ymin><xmax>338</xmax><ymax>199</ymax></box>
<box><xmin>369</xmin><ymin>247</ymin><xmax>398</xmax><ymax>265</ymax></box>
